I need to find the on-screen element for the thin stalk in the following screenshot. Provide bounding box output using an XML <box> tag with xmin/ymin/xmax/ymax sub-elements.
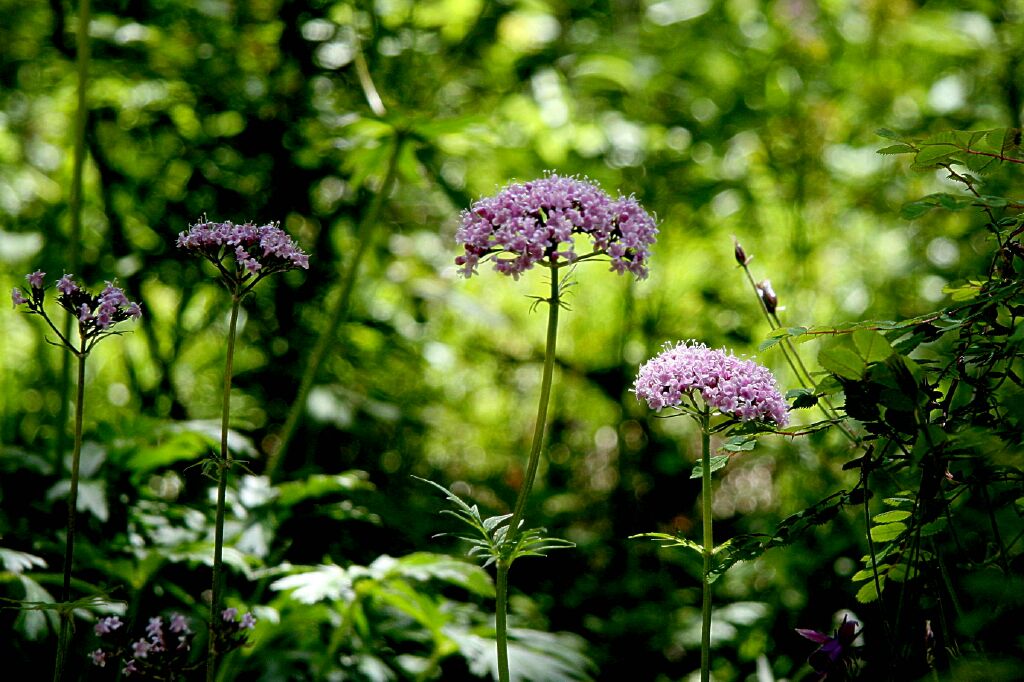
<box><xmin>208</xmin><ymin>295</ymin><xmax>241</xmax><ymax>682</ymax></box>
<box><xmin>739</xmin><ymin>262</ymin><xmax>859</xmax><ymax>444</ymax></box>
<box><xmin>495</xmin><ymin>560</ymin><xmax>511</xmax><ymax>682</ymax></box>
<box><xmin>53</xmin><ymin>345</ymin><xmax>86</xmax><ymax>682</ymax></box>
<box><xmin>496</xmin><ymin>271</ymin><xmax>562</xmax><ymax>682</ymax></box>
<box><xmin>699</xmin><ymin>407</ymin><xmax>713</xmax><ymax>682</ymax></box>
<box><xmin>265</xmin><ymin>134</ymin><xmax>404</xmax><ymax>481</ymax></box>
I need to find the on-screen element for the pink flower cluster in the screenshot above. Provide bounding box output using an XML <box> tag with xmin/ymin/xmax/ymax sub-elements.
<box><xmin>455</xmin><ymin>174</ymin><xmax>657</xmax><ymax>279</ymax></box>
<box><xmin>12</xmin><ymin>271</ymin><xmax>141</xmax><ymax>334</ymax></box>
<box><xmin>90</xmin><ymin>614</ymin><xmax>192</xmax><ymax>674</ymax></box>
<box><xmin>176</xmin><ymin>219</ymin><xmax>310</xmax><ymax>275</ymax></box>
<box><xmin>90</xmin><ymin>609</ymin><xmax>254</xmax><ymax>675</ymax></box>
<box><xmin>634</xmin><ymin>341</ymin><xmax>789</xmax><ymax>426</ymax></box>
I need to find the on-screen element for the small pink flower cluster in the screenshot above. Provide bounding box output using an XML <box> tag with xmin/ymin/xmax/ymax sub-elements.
<box><xmin>455</xmin><ymin>173</ymin><xmax>657</xmax><ymax>279</ymax></box>
<box><xmin>634</xmin><ymin>341</ymin><xmax>789</xmax><ymax>426</ymax></box>
<box><xmin>90</xmin><ymin>614</ymin><xmax>192</xmax><ymax>675</ymax></box>
<box><xmin>90</xmin><ymin>609</ymin><xmax>256</xmax><ymax>675</ymax></box>
<box><xmin>176</xmin><ymin>219</ymin><xmax>310</xmax><ymax>277</ymax></box>
<box><xmin>12</xmin><ymin>271</ymin><xmax>141</xmax><ymax>337</ymax></box>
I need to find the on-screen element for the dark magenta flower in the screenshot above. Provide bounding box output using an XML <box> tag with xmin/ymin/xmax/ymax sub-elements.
<box><xmin>455</xmin><ymin>173</ymin><xmax>657</xmax><ymax>279</ymax></box>
<box><xmin>796</xmin><ymin>614</ymin><xmax>861</xmax><ymax>680</ymax></box>
<box><xmin>634</xmin><ymin>340</ymin><xmax>789</xmax><ymax>426</ymax></box>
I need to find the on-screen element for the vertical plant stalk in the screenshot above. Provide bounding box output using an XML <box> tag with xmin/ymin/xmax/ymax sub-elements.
<box><xmin>208</xmin><ymin>294</ymin><xmax>241</xmax><ymax>682</ymax></box>
<box><xmin>699</xmin><ymin>407</ymin><xmax>713</xmax><ymax>682</ymax></box>
<box><xmin>53</xmin><ymin>345</ymin><xmax>87</xmax><ymax>682</ymax></box>
<box><xmin>265</xmin><ymin>135</ymin><xmax>403</xmax><ymax>481</ymax></box>
<box><xmin>738</xmin><ymin>259</ymin><xmax>859</xmax><ymax>444</ymax></box>
<box><xmin>495</xmin><ymin>272</ymin><xmax>562</xmax><ymax>682</ymax></box>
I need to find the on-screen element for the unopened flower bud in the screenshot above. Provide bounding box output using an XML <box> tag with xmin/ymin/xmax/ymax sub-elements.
<box><xmin>733</xmin><ymin>238</ymin><xmax>749</xmax><ymax>266</ymax></box>
<box><xmin>757</xmin><ymin>279</ymin><xmax>778</xmax><ymax>314</ymax></box>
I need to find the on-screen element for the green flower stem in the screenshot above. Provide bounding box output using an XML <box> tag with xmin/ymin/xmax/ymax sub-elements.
<box><xmin>265</xmin><ymin>133</ymin><xmax>404</xmax><ymax>481</ymax></box>
<box><xmin>208</xmin><ymin>294</ymin><xmax>241</xmax><ymax>682</ymax></box>
<box><xmin>496</xmin><ymin>271</ymin><xmax>562</xmax><ymax>682</ymax></box>
<box><xmin>699</xmin><ymin>407</ymin><xmax>713</xmax><ymax>682</ymax></box>
<box><xmin>495</xmin><ymin>560</ymin><xmax>511</xmax><ymax>682</ymax></box>
<box><xmin>53</xmin><ymin>344</ymin><xmax>87</xmax><ymax>682</ymax></box>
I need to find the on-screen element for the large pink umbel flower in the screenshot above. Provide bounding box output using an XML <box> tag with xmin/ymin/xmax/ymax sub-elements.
<box><xmin>634</xmin><ymin>340</ymin><xmax>789</xmax><ymax>426</ymax></box>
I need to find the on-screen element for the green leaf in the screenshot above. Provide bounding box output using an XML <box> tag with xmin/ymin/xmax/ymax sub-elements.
<box><xmin>856</xmin><ymin>578</ymin><xmax>882</xmax><ymax>603</ymax></box>
<box><xmin>277</xmin><ymin>471</ymin><xmax>374</xmax><ymax>507</ymax></box>
<box><xmin>720</xmin><ymin>435</ymin><xmax>756</xmax><ymax>453</ymax></box>
<box><xmin>875</xmin><ymin>128</ymin><xmax>903</xmax><ymax>140</ymax></box>
<box><xmin>872</xmin><ymin>510</ymin><xmax>912</xmax><ymax>524</ymax></box>
<box><xmin>0</xmin><ymin>547</ymin><xmax>46</xmax><ymax>574</ymax></box>
<box><xmin>381</xmin><ymin>552</ymin><xmax>494</xmax><ymax>598</ymax></box>
<box><xmin>632</xmin><ymin>532</ymin><xmax>704</xmax><ymax>558</ymax></box>
<box><xmin>877</xmin><ymin>143</ymin><xmax>916</xmax><ymax>155</ymax></box>
<box><xmin>852</xmin><ymin>329</ymin><xmax>894</xmax><ymax>364</ymax></box>
<box><xmin>852</xmin><ymin>568</ymin><xmax>876</xmax><ymax>582</ymax></box>
<box><xmin>900</xmin><ymin>201</ymin><xmax>935</xmax><ymax>220</ymax></box>
<box><xmin>691</xmin><ymin>455</ymin><xmax>730</xmax><ymax>479</ymax></box>
<box><xmin>914</xmin><ymin>144</ymin><xmax>958</xmax><ymax>165</ymax></box>
<box><xmin>270</xmin><ymin>564</ymin><xmax>354</xmax><ymax>604</ymax></box>
<box><xmin>818</xmin><ymin>346</ymin><xmax>863</xmax><ymax>380</ymax></box>
<box><xmin>870</xmin><ymin>522</ymin><xmax>907</xmax><ymax>543</ymax></box>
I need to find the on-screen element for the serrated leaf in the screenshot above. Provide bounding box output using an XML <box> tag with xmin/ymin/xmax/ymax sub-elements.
<box><xmin>875</xmin><ymin>128</ymin><xmax>903</xmax><ymax>140</ymax></box>
<box><xmin>853</xmin><ymin>329</ymin><xmax>894</xmax><ymax>364</ymax></box>
<box><xmin>883</xmin><ymin>496</ymin><xmax>914</xmax><ymax>508</ymax></box>
<box><xmin>856</xmin><ymin>578</ymin><xmax>882</xmax><ymax>603</ymax></box>
<box><xmin>900</xmin><ymin>201</ymin><xmax>935</xmax><ymax>220</ymax></box>
<box><xmin>877</xmin><ymin>144</ymin><xmax>916</xmax><ymax>155</ymax></box>
<box><xmin>914</xmin><ymin>144</ymin><xmax>958</xmax><ymax>165</ymax></box>
<box><xmin>758</xmin><ymin>336</ymin><xmax>783</xmax><ymax>351</ymax></box>
<box><xmin>872</xmin><ymin>510</ymin><xmax>912</xmax><ymax>524</ymax></box>
<box><xmin>818</xmin><ymin>347</ymin><xmax>864</xmax><ymax>380</ymax></box>
<box><xmin>851</xmin><ymin>568</ymin><xmax>877</xmax><ymax>582</ymax></box>
<box><xmin>870</xmin><ymin>522</ymin><xmax>907</xmax><ymax>543</ymax></box>
<box><xmin>691</xmin><ymin>455</ymin><xmax>730</xmax><ymax>479</ymax></box>
<box><xmin>887</xmin><ymin>563</ymin><xmax>911</xmax><ymax>582</ymax></box>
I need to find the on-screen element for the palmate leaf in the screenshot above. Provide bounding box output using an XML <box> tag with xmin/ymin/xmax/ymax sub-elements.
<box><xmin>416</xmin><ymin>477</ymin><xmax>573</xmax><ymax>568</ymax></box>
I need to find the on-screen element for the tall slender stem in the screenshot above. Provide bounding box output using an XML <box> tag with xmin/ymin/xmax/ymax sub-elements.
<box><xmin>53</xmin><ymin>346</ymin><xmax>87</xmax><ymax>682</ymax></box>
<box><xmin>208</xmin><ymin>295</ymin><xmax>241</xmax><ymax>682</ymax></box>
<box><xmin>496</xmin><ymin>272</ymin><xmax>562</xmax><ymax>682</ymax></box>
<box><xmin>265</xmin><ymin>134</ymin><xmax>404</xmax><ymax>481</ymax></box>
<box><xmin>495</xmin><ymin>560</ymin><xmax>511</xmax><ymax>682</ymax></box>
<box><xmin>699</xmin><ymin>408</ymin><xmax>713</xmax><ymax>682</ymax></box>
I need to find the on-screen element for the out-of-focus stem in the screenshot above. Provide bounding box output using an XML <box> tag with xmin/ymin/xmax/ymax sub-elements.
<box><xmin>208</xmin><ymin>295</ymin><xmax>240</xmax><ymax>682</ymax></box>
<box><xmin>265</xmin><ymin>134</ymin><xmax>404</xmax><ymax>481</ymax></box>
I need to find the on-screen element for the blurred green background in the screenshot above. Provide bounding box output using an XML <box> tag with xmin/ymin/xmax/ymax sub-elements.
<box><xmin>1</xmin><ymin>0</ymin><xmax>1021</xmax><ymax>679</ymax></box>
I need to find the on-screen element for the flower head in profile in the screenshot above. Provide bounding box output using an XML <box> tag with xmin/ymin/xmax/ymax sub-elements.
<box><xmin>455</xmin><ymin>173</ymin><xmax>657</xmax><ymax>279</ymax></box>
<box><xmin>176</xmin><ymin>219</ymin><xmax>309</xmax><ymax>291</ymax></box>
<box><xmin>634</xmin><ymin>341</ymin><xmax>789</xmax><ymax>426</ymax></box>
<box><xmin>796</xmin><ymin>614</ymin><xmax>862</xmax><ymax>680</ymax></box>
<box><xmin>12</xmin><ymin>272</ymin><xmax>141</xmax><ymax>351</ymax></box>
